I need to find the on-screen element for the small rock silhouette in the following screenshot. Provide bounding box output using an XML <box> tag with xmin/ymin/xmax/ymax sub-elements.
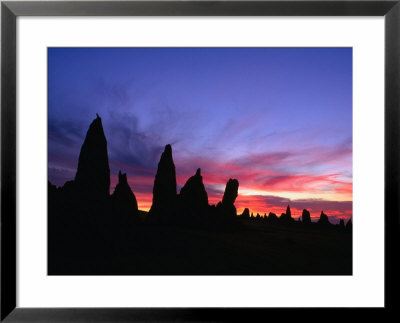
<box><xmin>179</xmin><ymin>168</ymin><xmax>209</xmax><ymax>212</ymax></box>
<box><xmin>268</xmin><ymin>212</ymin><xmax>278</xmax><ymax>221</ymax></box>
<box><xmin>241</xmin><ymin>208</ymin><xmax>250</xmax><ymax>219</ymax></box>
<box><xmin>217</xmin><ymin>178</ymin><xmax>239</xmax><ymax>219</ymax></box>
<box><xmin>111</xmin><ymin>171</ymin><xmax>139</xmax><ymax>219</ymax></box>
<box><xmin>302</xmin><ymin>209</ymin><xmax>311</xmax><ymax>224</ymax></box>
<box><xmin>318</xmin><ymin>211</ymin><xmax>331</xmax><ymax>226</ymax></box>
<box><xmin>346</xmin><ymin>218</ymin><xmax>352</xmax><ymax>231</ymax></box>
<box><xmin>280</xmin><ymin>205</ymin><xmax>293</xmax><ymax>223</ymax></box>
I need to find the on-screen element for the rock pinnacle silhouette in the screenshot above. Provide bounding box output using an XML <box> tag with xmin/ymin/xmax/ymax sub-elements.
<box><xmin>318</xmin><ymin>211</ymin><xmax>331</xmax><ymax>226</ymax></box>
<box><xmin>217</xmin><ymin>178</ymin><xmax>239</xmax><ymax>219</ymax></box>
<box><xmin>268</xmin><ymin>212</ymin><xmax>278</xmax><ymax>221</ymax></box>
<box><xmin>148</xmin><ymin>144</ymin><xmax>177</xmax><ymax>223</ymax></box>
<box><xmin>286</xmin><ymin>205</ymin><xmax>291</xmax><ymax>218</ymax></box>
<box><xmin>74</xmin><ymin>114</ymin><xmax>110</xmax><ymax>205</ymax></box>
<box><xmin>302</xmin><ymin>209</ymin><xmax>311</xmax><ymax>224</ymax></box>
<box><xmin>179</xmin><ymin>168</ymin><xmax>209</xmax><ymax>211</ymax></box>
<box><xmin>241</xmin><ymin>208</ymin><xmax>250</xmax><ymax>219</ymax></box>
<box><xmin>222</xmin><ymin>179</ymin><xmax>239</xmax><ymax>206</ymax></box>
<box><xmin>111</xmin><ymin>171</ymin><xmax>139</xmax><ymax>218</ymax></box>
<box><xmin>280</xmin><ymin>205</ymin><xmax>293</xmax><ymax>223</ymax></box>
<box><xmin>346</xmin><ymin>218</ymin><xmax>352</xmax><ymax>231</ymax></box>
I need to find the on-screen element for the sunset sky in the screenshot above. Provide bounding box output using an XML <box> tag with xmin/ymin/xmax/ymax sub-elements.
<box><xmin>48</xmin><ymin>48</ymin><xmax>352</xmax><ymax>223</ymax></box>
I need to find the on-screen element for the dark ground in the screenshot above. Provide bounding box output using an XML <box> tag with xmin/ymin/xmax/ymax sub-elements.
<box><xmin>48</xmin><ymin>214</ymin><xmax>352</xmax><ymax>275</ymax></box>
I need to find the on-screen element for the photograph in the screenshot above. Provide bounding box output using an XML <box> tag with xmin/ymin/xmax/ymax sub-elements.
<box><xmin>47</xmin><ymin>47</ymin><xmax>353</xmax><ymax>275</ymax></box>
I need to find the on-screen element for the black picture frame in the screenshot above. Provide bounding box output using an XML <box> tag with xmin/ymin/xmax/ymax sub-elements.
<box><xmin>1</xmin><ymin>0</ymin><xmax>399</xmax><ymax>321</ymax></box>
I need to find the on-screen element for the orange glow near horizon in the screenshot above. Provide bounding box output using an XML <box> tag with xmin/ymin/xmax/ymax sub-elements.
<box><xmin>108</xmin><ymin>149</ymin><xmax>353</xmax><ymax>223</ymax></box>
<box><xmin>114</xmin><ymin>175</ymin><xmax>352</xmax><ymax>223</ymax></box>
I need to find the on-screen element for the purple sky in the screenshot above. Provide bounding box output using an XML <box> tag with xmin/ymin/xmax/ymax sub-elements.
<box><xmin>48</xmin><ymin>48</ymin><xmax>352</xmax><ymax>223</ymax></box>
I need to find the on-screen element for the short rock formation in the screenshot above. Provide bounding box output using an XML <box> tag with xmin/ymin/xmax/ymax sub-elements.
<box><xmin>268</xmin><ymin>212</ymin><xmax>278</xmax><ymax>221</ymax></box>
<box><xmin>111</xmin><ymin>171</ymin><xmax>139</xmax><ymax>219</ymax></box>
<box><xmin>346</xmin><ymin>218</ymin><xmax>352</xmax><ymax>231</ymax></box>
<box><xmin>217</xmin><ymin>178</ymin><xmax>239</xmax><ymax>219</ymax></box>
<box><xmin>241</xmin><ymin>208</ymin><xmax>250</xmax><ymax>219</ymax></box>
<box><xmin>302</xmin><ymin>209</ymin><xmax>311</xmax><ymax>224</ymax></box>
<box><xmin>318</xmin><ymin>211</ymin><xmax>331</xmax><ymax>226</ymax></box>
<box><xmin>280</xmin><ymin>205</ymin><xmax>293</xmax><ymax>223</ymax></box>
<box><xmin>179</xmin><ymin>168</ymin><xmax>209</xmax><ymax>217</ymax></box>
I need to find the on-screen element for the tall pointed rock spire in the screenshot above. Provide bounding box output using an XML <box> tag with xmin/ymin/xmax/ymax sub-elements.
<box><xmin>74</xmin><ymin>114</ymin><xmax>110</xmax><ymax>203</ymax></box>
<box><xmin>148</xmin><ymin>144</ymin><xmax>177</xmax><ymax>223</ymax></box>
<box><xmin>286</xmin><ymin>205</ymin><xmax>292</xmax><ymax>219</ymax></box>
<box><xmin>280</xmin><ymin>204</ymin><xmax>293</xmax><ymax>223</ymax></box>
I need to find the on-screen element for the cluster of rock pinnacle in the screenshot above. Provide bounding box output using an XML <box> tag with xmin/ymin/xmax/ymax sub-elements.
<box><xmin>48</xmin><ymin>115</ymin><xmax>352</xmax><ymax>229</ymax></box>
<box><xmin>48</xmin><ymin>115</ymin><xmax>240</xmax><ymax>227</ymax></box>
